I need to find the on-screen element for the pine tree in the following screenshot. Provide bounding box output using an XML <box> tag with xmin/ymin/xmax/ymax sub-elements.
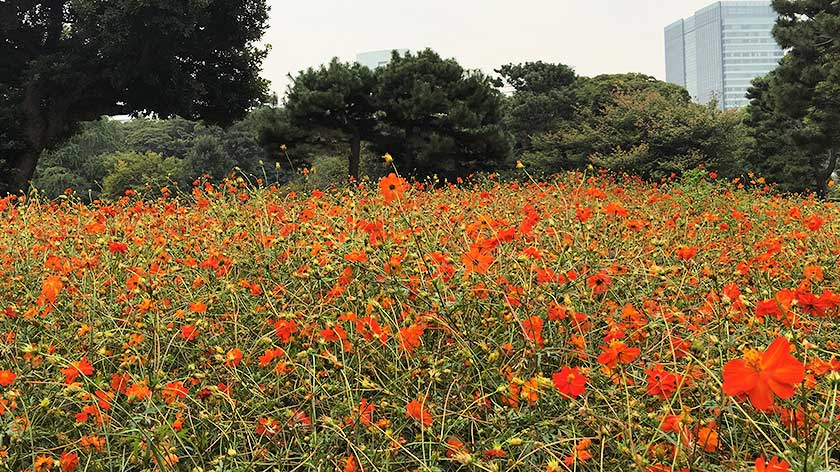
<box><xmin>771</xmin><ymin>0</ymin><xmax>840</xmax><ymax>196</ymax></box>
<box><xmin>285</xmin><ymin>59</ymin><xmax>378</xmax><ymax>181</ymax></box>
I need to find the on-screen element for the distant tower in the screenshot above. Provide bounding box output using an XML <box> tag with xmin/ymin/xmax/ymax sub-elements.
<box><xmin>664</xmin><ymin>1</ymin><xmax>784</xmax><ymax>110</ymax></box>
<box><xmin>356</xmin><ymin>49</ymin><xmax>409</xmax><ymax>69</ymax></box>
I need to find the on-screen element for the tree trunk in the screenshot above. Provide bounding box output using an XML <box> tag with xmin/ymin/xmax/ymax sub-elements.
<box><xmin>404</xmin><ymin>125</ymin><xmax>416</xmax><ymax>175</ymax></box>
<box><xmin>10</xmin><ymin>149</ymin><xmax>41</xmax><ymax>194</ymax></box>
<box><xmin>814</xmin><ymin>147</ymin><xmax>837</xmax><ymax>199</ymax></box>
<box><xmin>12</xmin><ymin>82</ymin><xmax>53</xmax><ymax>194</ymax></box>
<box><xmin>348</xmin><ymin>133</ymin><xmax>361</xmax><ymax>181</ymax></box>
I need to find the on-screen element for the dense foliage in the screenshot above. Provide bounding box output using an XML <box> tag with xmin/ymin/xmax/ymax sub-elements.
<box><xmin>285</xmin><ymin>60</ymin><xmax>379</xmax><ymax>181</ymax></box>
<box><xmin>286</xmin><ymin>50</ymin><xmax>512</xmax><ymax>181</ymax></box>
<box><xmin>743</xmin><ymin>72</ymin><xmax>815</xmax><ymax>195</ymax></box>
<box><xmin>0</xmin><ymin>172</ymin><xmax>838</xmax><ymax>471</ymax></box>
<box><xmin>501</xmin><ymin>69</ymin><xmax>748</xmax><ymax>179</ymax></box>
<box><xmin>371</xmin><ymin>50</ymin><xmax>511</xmax><ymax>179</ymax></box>
<box><xmin>0</xmin><ymin>0</ymin><xmax>270</xmax><ymax>192</ymax></box>
<box><xmin>31</xmin><ymin>118</ymin><xmax>270</xmax><ymax>199</ymax></box>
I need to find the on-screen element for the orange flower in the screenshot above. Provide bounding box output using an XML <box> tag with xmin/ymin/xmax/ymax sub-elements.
<box><xmin>597</xmin><ymin>340</ymin><xmax>640</xmax><ymax>369</ymax></box>
<box><xmin>804</xmin><ymin>214</ymin><xmax>824</xmax><ymax>231</ymax></box>
<box><xmin>522</xmin><ymin>316</ymin><xmax>545</xmax><ymax>348</ymax></box>
<box><xmin>462</xmin><ymin>245</ymin><xmax>494</xmax><ymax>275</ymax></box>
<box><xmin>722</xmin><ymin>337</ymin><xmax>805</xmax><ymax>411</ymax></box>
<box><xmin>189</xmin><ymin>301</ymin><xmax>207</xmax><ymax>313</ymax></box>
<box><xmin>40</xmin><ymin>274</ymin><xmax>64</xmax><ymax>305</ymax></box>
<box><xmin>520</xmin><ymin>377</ymin><xmax>543</xmax><ymax>405</ymax></box>
<box><xmin>645</xmin><ymin>364</ymin><xmax>679</xmax><ymax>399</ymax></box>
<box><xmin>161</xmin><ymin>381</ymin><xmax>188</xmax><ymax>404</ymax></box>
<box><xmin>564</xmin><ymin>438</ymin><xmax>592</xmax><ymax>466</ymax></box>
<box><xmin>754</xmin><ymin>456</ymin><xmax>791</xmax><ymax>472</ymax></box>
<box><xmin>552</xmin><ymin>366</ymin><xmax>587</xmax><ymax>399</ymax></box>
<box><xmin>803</xmin><ymin>265</ymin><xmax>824</xmax><ymax>281</ymax></box>
<box><xmin>60</xmin><ymin>451</ymin><xmax>79</xmax><ymax>472</ymax></box>
<box><xmin>696</xmin><ymin>425</ymin><xmax>718</xmax><ymax>452</ymax></box>
<box><xmin>258</xmin><ymin>347</ymin><xmax>285</xmax><ymax>367</ymax></box>
<box><xmin>343</xmin><ymin>455</ymin><xmax>358</xmax><ymax>472</ymax></box>
<box><xmin>587</xmin><ymin>270</ymin><xmax>611</xmax><ymax>295</ymax></box>
<box><xmin>80</xmin><ymin>435</ymin><xmax>106</xmax><ymax>452</ymax></box>
<box><xmin>179</xmin><ymin>325</ymin><xmax>199</xmax><ymax>341</ymax></box>
<box><xmin>125</xmin><ymin>382</ymin><xmax>151</xmax><ymax>401</ymax></box>
<box><xmin>675</xmin><ymin>246</ymin><xmax>697</xmax><ymax>260</ymax></box>
<box><xmin>406</xmin><ymin>398</ymin><xmax>433</xmax><ymax>428</ymax></box>
<box><xmin>445</xmin><ymin>437</ymin><xmax>467</xmax><ymax>458</ymax></box>
<box><xmin>61</xmin><ymin>357</ymin><xmax>94</xmax><ymax>384</ymax></box>
<box><xmin>357</xmin><ymin>398</ymin><xmax>375</xmax><ymax>426</ymax></box>
<box><xmin>34</xmin><ymin>454</ymin><xmax>53</xmax><ymax>472</ymax></box>
<box><xmin>380</xmin><ymin>173</ymin><xmax>408</xmax><ymax>203</ymax></box>
<box><xmin>398</xmin><ymin>323</ymin><xmax>425</xmax><ymax>354</ymax></box>
<box><xmin>225</xmin><ymin>348</ymin><xmax>243</xmax><ymax>367</ymax></box>
<box><xmin>0</xmin><ymin>370</ymin><xmax>15</xmax><ymax>387</ymax></box>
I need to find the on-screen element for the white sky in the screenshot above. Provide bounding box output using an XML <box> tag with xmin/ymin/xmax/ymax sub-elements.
<box><xmin>261</xmin><ymin>0</ymin><xmax>716</xmax><ymax>99</ymax></box>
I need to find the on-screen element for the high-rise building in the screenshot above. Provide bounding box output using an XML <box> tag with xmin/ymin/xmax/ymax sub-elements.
<box><xmin>356</xmin><ymin>49</ymin><xmax>409</xmax><ymax>70</ymax></box>
<box><xmin>665</xmin><ymin>1</ymin><xmax>784</xmax><ymax>110</ymax></box>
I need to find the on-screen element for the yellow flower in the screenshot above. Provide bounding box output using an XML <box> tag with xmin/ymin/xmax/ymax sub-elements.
<box><xmin>383</xmin><ymin>153</ymin><xmax>394</xmax><ymax>164</ymax></box>
<box><xmin>516</xmin><ymin>160</ymin><xmax>524</xmax><ymax>169</ymax></box>
<box><xmin>280</xmin><ymin>144</ymin><xmax>287</xmax><ymax>151</ymax></box>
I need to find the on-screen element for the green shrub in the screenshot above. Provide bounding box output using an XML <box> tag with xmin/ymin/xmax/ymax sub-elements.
<box><xmin>101</xmin><ymin>151</ymin><xmax>183</xmax><ymax>198</ymax></box>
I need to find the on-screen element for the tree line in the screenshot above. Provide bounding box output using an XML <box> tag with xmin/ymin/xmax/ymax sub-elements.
<box><xmin>1</xmin><ymin>0</ymin><xmax>838</xmax><ymax>197</ymax></box>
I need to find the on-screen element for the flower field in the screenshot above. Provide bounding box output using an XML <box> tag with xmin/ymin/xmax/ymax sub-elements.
<box><xmin>1</xmin><ymin>172</ymin><xmax>839</xmax><ymax>472</ymax></box>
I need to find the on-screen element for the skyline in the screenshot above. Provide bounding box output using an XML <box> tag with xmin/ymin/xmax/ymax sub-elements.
<box><xmin>261</xmin><ymin>0</ymin><xmax>727</xmax><ymax>98</ymax></box>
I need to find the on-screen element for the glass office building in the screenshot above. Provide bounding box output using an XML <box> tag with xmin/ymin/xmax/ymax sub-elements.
<box><xmin>356</xmin><ymin>49</ymin><xmax>409</xmax><ymax>70</ymax></box>
<box><xmin>665</xmin><ymin>1</ymin><xmax>784</xmax><ymax>110</ymax></box>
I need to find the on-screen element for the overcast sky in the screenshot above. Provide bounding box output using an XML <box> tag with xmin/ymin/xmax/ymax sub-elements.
<box><xmin>261</xmin><ymin>0</ymin><xmax>716</xmax><ymax>98</ymax></box>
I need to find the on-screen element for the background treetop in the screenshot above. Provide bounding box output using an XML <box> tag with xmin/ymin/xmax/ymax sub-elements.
<box><xmin>0</xmin><ymin>0</ymin><xmax>271</xmax><ymax>192</ymax></box>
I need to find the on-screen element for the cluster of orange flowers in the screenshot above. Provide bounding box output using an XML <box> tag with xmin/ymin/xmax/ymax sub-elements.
<box><xmin>0</xmin><ymin>171</ymin><xmax>838</xmax><ymax>471</ymax></box>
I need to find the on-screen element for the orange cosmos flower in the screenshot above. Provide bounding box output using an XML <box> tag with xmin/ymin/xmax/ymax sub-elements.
<box><xmin>754</xmin><ymin>456</ymin><xmax>791</xmax><ymax>472</ymax></box>
<box><xmin>398</xmin><ymin>323</ymin><xmax>425</xmax><ymax>354</ymax></box>
<box><xmin>645</xmin><ymin>364</ymin><xmax>679</xmax><ymax>399</ymax></box>
<box><xmin>522</xmin><ymin>316</ymin><xmax>545</xmax><ymax>348</ymax></box>
<box><xmin>722</xmin><ymin>337</ymin><xmax>805</xmax><ymax>411</ymax></box>
<box><xmin>40</xmin><ymin>274</ymin><xmax>64</xmax><ymax>305</ymax></box>
<box><xmin>406</xmin><ymin>398</ymin><xmax>433</xmax><ymax>428</ymax></box>
<box><xmin>343</xmin><ymin>455</ymin><xmax>358</xmax><ymax>472</ymax></box>
<box><xmin>804</xmin><ymin>214</ymin><xmax>824</xmax><ymax>231</ymax></box>
<box><xmin>62</xmin><ymin>357</ymin><xmax>94</xmax><ymax>384</ymax></box>
<box><xmin>564</xmin><ymin>438</ymin><xmax>592</xmax><ymax>466</ymax></box>
<box><xmin>552</xmin><ymin>366</ymin><xmax>587</xmax><ymax>399</ymax></box>
<box><xmin>445</xmin><ymin>437</ymin><xmax>467</xmax><ymax>458</ymax></box>
<box><xmin>125</xmin><ymin>382</ymin><xmax>151</xmax><ymax>401</ymax></box>
<box><xmin>225</xmin><ymin>348</ymin><xmax>243</xmax><ymax>367</ymax></box>
<box><xmin>179</xmin><ymin>324</ymin><xmax>199</xmax><ymax>341</ymax></box>
<box><xmin>0</xmin><ymin>370</ymin><xmax>15</xmax><ymax>387</ymax></box>
<box><xmin>356</xmin><ymin>398</ymin><xmax>375</xmax><ymax>426</ymax></box>
<box><xmin>34</xmin><ymin>454</ymin><xmax>53</xmax><ymax>472</ymax></box>
<box><xmin>675</xmin><ymin>245</ymin><xmax>697</xmax><ymax>260</ymax></box>
<box><xmin>189</xmin><ymin>301</ymin><xmax>207</xmax><ymax>313</ymax></box>
<box><xmin>696</xmin><ymin>424</ymin><xmax>718</xmax><ymax>452</ymax></box>
<box><xmin>380</xmin><ymin>173</ymin><xmax>408</xmax><ymax>203</ymax></box>
<box><xmin>60</xmin><ymin>451</ymin><xmax>79</xmax><ymax>471</ymax></box>
<box><xmin>597</xmin><ymin>340</ymin><xmax>640</xmax><ymax>369</ymax></box>
<box><xmin>587</xmin><ymin>270</ymin><xmax>611</xmax><ymax>295</ymax></box>
<box><xmin>462</xmin><ymin>245</ymin><xmax>494</xmax><ymax>275</ymax></box>
<box><xmin>161</xmin><ymin>381</ymin><xmax>188</xmax><ymax>404</ymax></box>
